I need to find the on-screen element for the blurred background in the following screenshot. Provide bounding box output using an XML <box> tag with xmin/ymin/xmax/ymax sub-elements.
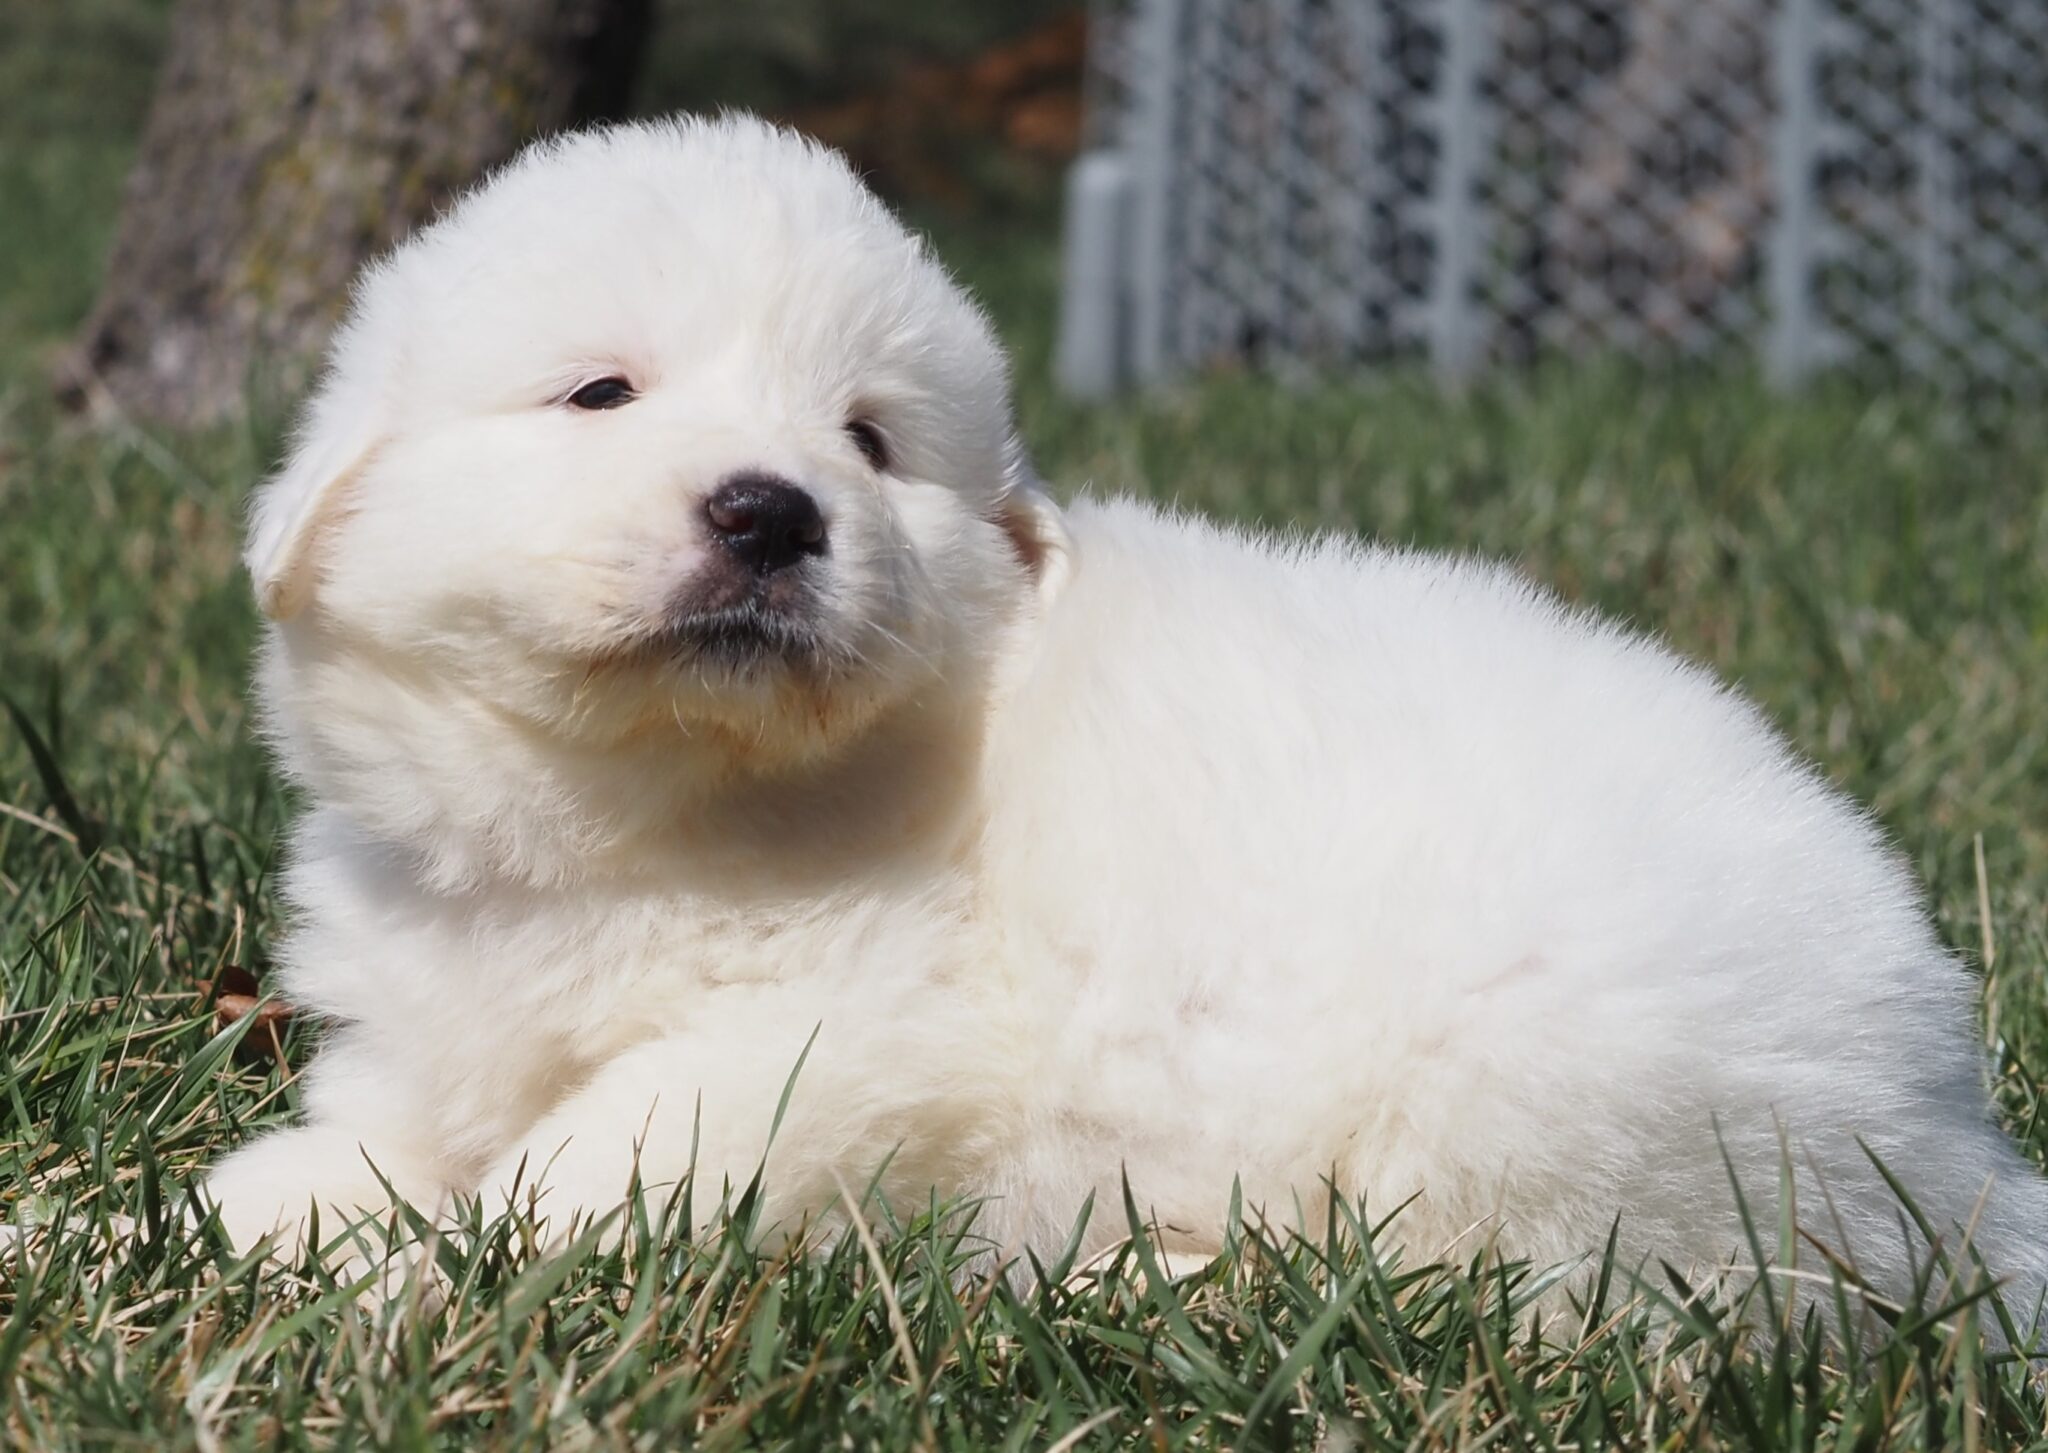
<box><xmin>1062</xmin><ymin>0</ymin><xmax>2048</xmax><ymax>400</ymax></box>
<box><xmin>7</xmin><ymin>0</ymin><xmax>2045</xmax><ymax>424</ymax></box>
<box><xmin>1</xmin><ymin>0</ymin><xmax>1087</xmax><ymax>423</ymax></box>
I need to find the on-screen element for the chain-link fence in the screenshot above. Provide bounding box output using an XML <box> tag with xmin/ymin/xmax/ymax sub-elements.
<box><xmin>1054</xmin><ymin>0</ymin><xmax>2048</xmax><ymax>401</ymax></box>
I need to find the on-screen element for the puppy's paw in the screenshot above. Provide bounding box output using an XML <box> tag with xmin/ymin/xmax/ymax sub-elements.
<box><xmin>205</xmin><ymin>1127</ymin><xmax>446</xmax><ymax>1286</ymax></box>
<box><xmin>476</xmin><ymin>1135</ymin><xmax>650</xmax><ymax>1252</ymax></box>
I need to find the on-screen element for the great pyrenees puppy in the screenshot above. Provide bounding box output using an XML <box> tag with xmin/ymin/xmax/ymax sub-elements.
<box><xmin>211</xmin><ymin>115</ymin><xmax>2047</xmax><ymax>1328</ymax></box>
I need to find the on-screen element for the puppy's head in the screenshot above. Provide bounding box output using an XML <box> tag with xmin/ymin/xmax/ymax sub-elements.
<box><xmin>246</xmin><ymin>117</ymin><xmax>1067</xmax><ymax>877</ymax></box>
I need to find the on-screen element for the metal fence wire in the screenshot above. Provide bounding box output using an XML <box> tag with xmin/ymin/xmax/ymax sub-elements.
<box><xmin>1053</xmin><ymin>0</ymin><xmax>2048</xmax><ymax>399</ymax></box>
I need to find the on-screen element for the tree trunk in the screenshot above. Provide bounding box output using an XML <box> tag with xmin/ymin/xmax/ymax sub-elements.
<box><xmin>61</xmin><ymin>0</ymin><xmax>653</xmax><ymax>427</ymax></box>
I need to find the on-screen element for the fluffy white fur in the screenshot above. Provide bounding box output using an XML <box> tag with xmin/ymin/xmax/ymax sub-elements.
<box><xmin>210</xmin><ymin>115</ymin><xmax>2048</xmax><ymax>1330</ymax></box>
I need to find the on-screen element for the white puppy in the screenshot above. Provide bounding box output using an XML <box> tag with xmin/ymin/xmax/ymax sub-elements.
<box><xmin>212</xmin><ymin>115</ymin><xmax>2048</xmax><ymax>1327</ymax></box>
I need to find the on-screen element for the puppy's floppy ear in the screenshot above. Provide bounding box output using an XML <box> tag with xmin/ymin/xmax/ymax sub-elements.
<box><xmin>996</xmin><ymin>439</ymin><xmax>1073</xmax><ymax>607</ymax></box>
<box><xmin>245</xmin><ymin>377</ymin><xmax>383</xmax><ymax>622</ymax></box>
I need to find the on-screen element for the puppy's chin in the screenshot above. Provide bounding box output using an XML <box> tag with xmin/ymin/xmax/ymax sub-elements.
<box><xmin>559</xmin><ymin>604</ymin><xmax>893</xmax><ymax>771</ymax></box>
<box><xmin>650</xmin><ymin>602</ymin><xmax>827</xmax><ymax>677</ymax></box>
<box><xmin>635</xmin><ymin>562</ymin><xmax>837</xmax><ymax>675</ymax></box>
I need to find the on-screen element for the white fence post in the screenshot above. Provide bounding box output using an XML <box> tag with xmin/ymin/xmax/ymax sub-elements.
<box><xmin>1127</xmin><ymin>0</ymin><xmax>1185</xmax><ymax>384</ymax></box>
<box><xmin>1427</xmin><ymin>0</ymin><xmax>1490</xmax><ymax>382</ymax></box>
<box><xmin>1912</xmin><ymin>0</ymin><xmax>1961</xmax><ymax>372</ymax></box>
<box><xmin>1056</xmin><ymin>151</ymin><xmax>1136</xmax><ymax>399</ymax></box>
<box><xmin>1768</xmin><ymin>0</ymin><xmax>1822</xmax><ymax>386</ymax></box>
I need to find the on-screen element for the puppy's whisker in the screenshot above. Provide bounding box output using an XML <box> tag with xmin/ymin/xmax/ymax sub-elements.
<box><xmin>518</xmin><ymin>552</ymin><xmax>635</xmax><ymax>570</ymax></box>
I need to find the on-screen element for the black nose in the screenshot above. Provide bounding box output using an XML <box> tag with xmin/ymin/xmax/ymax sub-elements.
<box><xmin>703</xmin><ymin>474</ymin><xmax>827</xmax><ymax>575</ymax></box>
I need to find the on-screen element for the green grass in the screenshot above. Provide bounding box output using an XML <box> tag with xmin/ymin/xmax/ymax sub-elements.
<box><xmin>8</xmin><ymin>7</ymin><xmax>2048</xmax><ymax>1448</ymax></box>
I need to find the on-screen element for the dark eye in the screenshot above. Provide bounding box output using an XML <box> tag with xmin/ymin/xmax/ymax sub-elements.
<box><xmin>846</xmin><ymin>417</ymin><xmax>890</xmax><ymax>471</ymax></box>
<box><xmin>567</xmin><ymin>376</ymin><xmax>635</xmax><ymax>410</ymax></box>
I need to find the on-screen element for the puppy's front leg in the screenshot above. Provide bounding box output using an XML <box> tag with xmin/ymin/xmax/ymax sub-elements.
<box><xmin>204</xmin><ymin>1038</ymin><xmax>451</xmax><ymax>1267</ymax></box>
<box><xmin>477</xmin><ymin>989</ymin><xmax>1007</xmax><ymax>1246</ymax></box>
<box><xmin>477</xmin><ymin>1031</ymin><xmax>835</xmax><ymax>1244</ymax></box>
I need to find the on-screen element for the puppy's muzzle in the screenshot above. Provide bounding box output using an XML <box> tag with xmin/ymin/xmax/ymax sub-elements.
<box><xmin>704</xmin><ymin>473</ymin><xmax>827</xmax><ymax>575</ymax></box>
<box><xmin>648</xmin><ymin>473</ymin><xmax>829</xmax><ymax>669</ymax></box>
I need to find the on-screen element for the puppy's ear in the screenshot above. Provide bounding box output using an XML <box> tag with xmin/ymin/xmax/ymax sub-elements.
<box><xmin>996</xmin><ymin>442</ymin><xmax>1073</xmax><ymax>607</ymax></box>
<box><xmin>245</xmin><ymin>379</ymin><xmax>383</xmax><ymax>622</ymax></box>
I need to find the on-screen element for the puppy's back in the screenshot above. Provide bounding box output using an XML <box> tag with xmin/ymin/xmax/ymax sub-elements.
<box><xmin>979</xmin><ymin>496</ymin><xmax>2038</xmax><ymax>1310</ymax></box>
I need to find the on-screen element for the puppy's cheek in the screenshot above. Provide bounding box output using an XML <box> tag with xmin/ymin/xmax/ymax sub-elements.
<box><xmin>327</xmin><ymin>520</ymin><xmax>652</xmax><ymax>675</ymax></box>
<box><xmin>888</xmin><ymin>491</ymin><xmax>1021</xmax><ymax>630</ymax></box>
<box><xmin>818</xmin><ymin>518</ymin><xmax>934</xmax><ymax>668</ymax></box>
<box><xmin>503</xmin><ymin>564</ymin><xmax>657</xmax><ymax>660</ymax></box>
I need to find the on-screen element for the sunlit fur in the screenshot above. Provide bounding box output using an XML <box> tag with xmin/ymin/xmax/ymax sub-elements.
<box><xmin>211</xmin><ymin>116</ymin><xmax>2048</xmax><ymax>1333</ymax></box>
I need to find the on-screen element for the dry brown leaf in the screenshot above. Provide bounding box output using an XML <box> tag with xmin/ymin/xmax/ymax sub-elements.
<box><xmin>199</xmin><ymin>964</ymin><xmax>294</xmax><ymax>1066</ymax></box>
